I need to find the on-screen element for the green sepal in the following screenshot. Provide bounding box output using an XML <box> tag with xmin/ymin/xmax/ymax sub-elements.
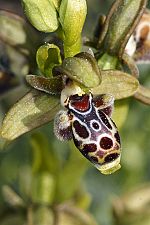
<box><xmin>54</xmin><ymin>52</ymin><xmax>101</xmax><ymax>88</ymax></box>
<box><xmin>91</xmin><ymin>70</ymin><xmax>139</xmax><ymax>99</ymax></box>
<box><xmin>36</xmin><ymin>44</ymin><xmax>62</xmax><ymax>77</ymax></box>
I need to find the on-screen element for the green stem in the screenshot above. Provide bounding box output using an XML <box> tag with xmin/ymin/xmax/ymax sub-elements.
<box><xmin>64</xmin><ymin>37</ymin><xmax>81</xmax><ymax>58</ymax></box>
<box><xmin>98</xmin><ymin>53</ymin><xmax>118</xmax><ymax>70</ymax></box>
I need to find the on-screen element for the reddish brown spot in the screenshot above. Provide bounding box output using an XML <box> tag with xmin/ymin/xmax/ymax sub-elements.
<box><xmin>98</xmin><ymin>110</ymin><xmax>112</xmax><ymax>130</ymax></box>
<box><xmin>104</xmin><ymin>153</ymin><xmax>119</xmax><ymax>163</ymax></box>
<box><xmin>100</xmin><ymin>137</ymin><xmax>113</xmax><ymax>150</ymax></box>
<box><xmin>140</xmin><ymin>26</ymin><xmax>149</xmax><ymax>40</ymax></box>
<box><xmin>114</xmin><ymin>132</ymin><xmax>121</xmax><ymax>144</ymax></box>
<box><xmin>70</xmin><ymin>94</ymin><xmax>90</xmax><ymax>112</ymax></box>
<box><xmin>73</xmin><ymin>120</ymin><xmax>89</xmax><ymax>139</ymax></box>
<box><xmin>82</xmin><ymin>143</ymin><xmax>97</xmax><ymax>152</ymax></box>
<box><xmin>93</xmin><ymin>95</ymin><xmax>104</xmax><ymax>108</ymax></box>
<box><xmin>73</xmin><ymin>138</ymin><xmax>82</xmax><ymax>149</ymax></box>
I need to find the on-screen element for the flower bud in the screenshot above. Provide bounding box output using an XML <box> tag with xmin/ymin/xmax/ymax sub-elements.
<box><xmin>22</xmin><ymin>0</ymin><xmax>59</xmax><ymax>32</ymax></box>
<box><xmin>59</xmin><ymin>0</ymin><xmax>87</xmax><ymax>46</ymax></box>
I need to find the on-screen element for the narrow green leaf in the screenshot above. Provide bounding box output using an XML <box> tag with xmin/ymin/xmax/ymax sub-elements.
<box><xmin>30</xmin><ymin>133</ymin><xmax>59</xmax><ymax>174</ymax></box>
<box><xmin>31</xmin><ymin>172</ymin><xmax>55</xmax><ymax>205</ymax></box>
<box><xmin>91</xmin><ymin>70</ymin><xmax>139</xmax><ymax>99</ymax></box>
<box><xmin>22</xmin><ymin>0</ymin><xmax>59</xmax><ymax>32</ymax></box>
<box><xmin>26</xmin><ymin>75</ymin><xmax>64</xmax><ymax>94</ymax></box>
<box><xmin>0</xmin><ymin>89</ymin><xmax>61</xmax><ymax>141</ymax></box>
<box><xmin>36</xmin><ymin>44</ymin><xmax>62</xmax><ymax>77</ymax></box>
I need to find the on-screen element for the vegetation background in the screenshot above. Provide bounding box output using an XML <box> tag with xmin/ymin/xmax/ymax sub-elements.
<box><xmin>0</xmin><ymin>1</ymin><xmax>150</xmax><ymax>225</ymax></box>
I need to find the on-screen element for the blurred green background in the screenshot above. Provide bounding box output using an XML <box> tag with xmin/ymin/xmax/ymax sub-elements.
<box><xmin>0</xmin><ymin>1</ymin><xmax>150</xmax><ymax>225</ymax></box>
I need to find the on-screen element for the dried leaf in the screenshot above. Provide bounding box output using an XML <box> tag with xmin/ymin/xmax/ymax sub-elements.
<box><xmin>98</xmin><ymin>0</ymin><xmax>147</xmax><ymax>57</ymax></box>
<box><xmin>0</xmin><ymin>10</ymin><xmax>38</xmax><ymax>51</ymax></box>
<box><xmin>57</xmin><ymin>204</ymin><xmax>98</xmax><ymax>225</ymax></box>
<box><xmin>91</xmin><ymin>70</ymin><xmax>139</xmax><ymax>99</ymax></box>
<box><xmin>134</xmin><ymin>84</ymin><xmax>150</xmax><ymax>105</ymax></box>
<box><xmin>0</xmin><ymin>10</ymin><xmax>26</xmax><ymax>46</ymax></box>
<box><xmin>0</xmin><ymin>89</ymin><xmax>61</xmax><ymax>141</ymax></box>
<box><xmin>2</xmin><ymin>185</ymin><xmax>25</xmax><ymax>207</ymax></box>
<box><xmin>122</xmin><ymin>53</ymin><xmax>139</xmax><ymax>78</ymax></box>
<box><xmin>26</xmin><ymin>75</ymin><xmax>64</xmax><ymax>94</ymax></box>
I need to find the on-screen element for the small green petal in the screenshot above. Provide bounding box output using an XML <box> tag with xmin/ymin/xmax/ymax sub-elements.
<box><xmin>36</xmin><ymin>44</ymin><xmax>62</xmax><ymax>77</ymax></box>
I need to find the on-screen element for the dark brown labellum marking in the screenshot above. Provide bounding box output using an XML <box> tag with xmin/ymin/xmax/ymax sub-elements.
<box><xmin>93</xmin><ymin>95</ymin><xmax>104</xmax><ymax>108</ymax></box>
<box><xmin>92</xmin><ymin>122</ymin><xmax>100</xmax><ymax>130</ymax></box>
<box><xmin>90</xmin><ymin>156</ymin><xmax>99</xmax><ymax>163</ymax></box>
<box><xmin>104</xmin><ymin>153</ymin><xmax>119</xmax><ymax>163</ymax></box>
<box><xmin>101</xmin><ymin>106</ymin><xmax>112</xmax><ymax>117</ymax></box>
<box><xmin>73</xmin><ymin>138</ymin><xmax>82</xmax><ymax>148</ymax></box>
<box><xmin>70</xmin><ymin>94</ymin><xmax>90</xmax><ymax>112</ymax></box>
<box><xmin>98</xmin><ymin>110</ymin><xmax>112</xmax><ymax>130</ymax></box>
<box><xmin>82</xmin><ymin>143</ymin><xmax>97</xmax><ymax>152</ymax></box>
<box><xmin>73</xmin><ymin>120</ymin><xmax>89</xmax><ymax>139</ymax></box>
<box><xmin>100</xmin><ymin>136</ymin><xmax>113</xmax><ymax>150</ymax></box>
<box><xmin>114</xmin><ymin>132</ymin><xmax>121</xmax><ymax>144</ymax></box>
<box><xmin>59</xmin><ymin>127</ymin><xmax>73</xmax><ymax>140</ymax></box>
